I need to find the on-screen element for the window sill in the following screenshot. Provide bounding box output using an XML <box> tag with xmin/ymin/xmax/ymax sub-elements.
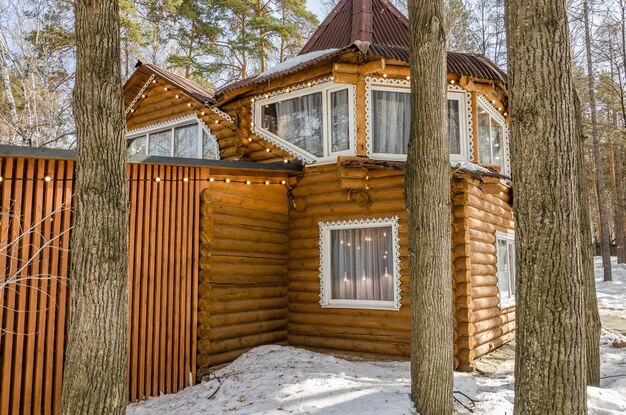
<box><xmin>321</xmin><ymin>300</ymin><xmax>399</xmax><ymax>311</ymax></box>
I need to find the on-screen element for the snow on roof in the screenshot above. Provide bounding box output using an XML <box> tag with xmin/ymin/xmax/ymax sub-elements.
<box><xmin>256</xmin><ymin>49</ymin><xmax>341</xmax><ymax>80</ymax></box>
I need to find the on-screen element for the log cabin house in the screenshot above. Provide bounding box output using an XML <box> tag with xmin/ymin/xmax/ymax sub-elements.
<box><xmin>123</xmin><ymin>0</ymin><xmax>514</xmax><ymax>379</ymax></box>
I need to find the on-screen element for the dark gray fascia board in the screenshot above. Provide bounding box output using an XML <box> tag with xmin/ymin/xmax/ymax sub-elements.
<box><xmin>0</xmin><ymin>144</ymin><xmax>303</xmax><ymax>173</ymax></box>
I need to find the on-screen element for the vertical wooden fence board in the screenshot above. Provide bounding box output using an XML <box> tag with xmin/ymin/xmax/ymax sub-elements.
<box><xmin>0</xmin><ymin>156</ymin><xmax>200</xmax><ymax>413</ymax></box>
<box><xmin>22</xmin><ymin>158</ymin><xmax>46</xmax><ymax>414</ymax></box>
<box><xmin>52</xmin><ymin>161</ymin><xmax>73</xmax><ymax>415</ymax></box>
<box><xmin>11</xmin><ymin>158</ymin><xmax>36</xmax><ymax>415</ymax></box>
<box><xmin>0</xmin><ymin>156</ymin><xmax>16</xmax><ymax>415</ymax></box>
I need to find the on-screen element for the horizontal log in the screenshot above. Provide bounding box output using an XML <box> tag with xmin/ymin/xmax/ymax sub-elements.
<box><xmin>202</xmin><ymin>308</ymin><xmax>288</xmax><ymax>328</ymax></box>
<box><xmin>472</xmin><ymin>313</ymin><xmax>515</xmax><ymax>335</ymax></box>
<box><xmin>472</xmin><ymin>330</ymin><xmax>516</xmax><ymax>359</ymax></box>
<box><xmin>288</xmin><ymin>303</ymin><xmax>411</xmax><ymax>319</ymax></box>
<box><xmin>209</xmin><ymin>297</ymin><xmax>288</xmax><ymax>314</ymax></box>
<box><xmin>288</xmin><ymin>334</ymin><xmax>410</xmax><ymax>357</ymax></box>
<box><xmin>471</xmin><ymin>285</ymin><xmax>499</xmax><ymax>299</ymax></box>
<box><xmin>207</xmin><ymin>319</ymin><xmax>287</xmax><ymax>341</ymax></box>
<box><xmin>208</xmin><ymin>330</ymin><xmax>288</xmax><ymax>354</ymax></box>
<box><xmin>288</xmin><ymin>323</ymin><xmax>409</xmax><ymax>343</ymax></box>
<box><xmin>472</xmin><ymin>296</ymin><xmax>500</xmax><ymax>310</ymax></box>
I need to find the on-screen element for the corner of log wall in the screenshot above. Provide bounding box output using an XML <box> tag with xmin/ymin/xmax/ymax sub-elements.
<box><xmin>197</xmin><ymin>181</ymin><xmax>290</xmax><ymax>380</ymax></box>
<box><xmin>451</xmin><ymin>177</ymin><xmax>476</xmax><ymax>371</ymax></box>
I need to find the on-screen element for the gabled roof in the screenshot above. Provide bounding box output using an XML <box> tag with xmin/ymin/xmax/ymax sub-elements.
<box><xmin>124</xmin><ymin>62</ymin><xmax>214</xmax><ymax>106</ymax></box>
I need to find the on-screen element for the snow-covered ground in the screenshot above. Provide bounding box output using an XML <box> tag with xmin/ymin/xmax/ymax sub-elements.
<box><xmin>128</xmin><ymin>258</ymin><xmax>626</xmax><ymax>415</ymax></box>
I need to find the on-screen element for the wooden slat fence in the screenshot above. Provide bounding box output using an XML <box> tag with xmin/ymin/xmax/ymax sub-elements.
<box><xmin>0</xmin><ymin>155</ymin><xmax>201</xmax><ymax>414</ymax></box>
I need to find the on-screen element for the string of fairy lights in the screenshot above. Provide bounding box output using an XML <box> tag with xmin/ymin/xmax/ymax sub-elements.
<box><xmin>0</xmin><ymin>175</ymin><xmax>289</xmax><ymax>186</ymax></box>
<box><xmin>126</xmin><ymin>76</ymin><xmax>295</xmax><ymax>164</ymax></box>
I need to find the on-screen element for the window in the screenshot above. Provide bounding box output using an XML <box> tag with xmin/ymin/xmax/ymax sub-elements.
<box><xmin>367</xmin><ymin>84</ymin><xmax>469</xmax><ymax>161</ymax></box>
<box><xmin>478</xmin><ymin>102</ymin><xmax>506</xmax><ymax>172</ymax></box>
<box><xmin>254</xmin><ymin>83</ymin><xmax>355</xmax><ymax>162</ymax></box>
<box><xmin>126</xmin><ymin>115</ymin><xmax>219</xmax><ymax>160</ymax></box>
<box><xmin>319</xmin><ymin>217</ymin><xmax>401</xmax><ymax>310</ymax></box>
<box><xmin>496</xmin><ymin>232</ymin><xmax>516</xmax><ymax>307</ymax></box>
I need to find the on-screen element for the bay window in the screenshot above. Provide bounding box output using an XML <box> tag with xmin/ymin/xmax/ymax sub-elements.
<box><xmin>496</xmin><ymin>232</ymin><xmax>516</xmax><ymax>307</ymax></box>
<box><xmin>319</xmin><ymin>217</ymin><xmax>400</xmax><ymax>311</ymax></box>
<box><xmin>126</xmin><ymin>115</ymin><xmax>220</xmax><ymax>160</ymax></box>
<box><xmin>254</xmin><ymin>83</ymin><xmax>356</xmax><ymax>162</ymax></box>
<box><xmin>478</xmin><ymin>103</ymin><xmax>506</xmax><ymax>172</ymax></box>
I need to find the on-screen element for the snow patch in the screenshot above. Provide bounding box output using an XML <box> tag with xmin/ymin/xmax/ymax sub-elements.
<box><xmin>257</xmin><ymin>49</ymin><xmax>341</xmax><ymax>79</ymax></box>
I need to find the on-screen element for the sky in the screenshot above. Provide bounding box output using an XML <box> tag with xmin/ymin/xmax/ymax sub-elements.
<box><xmin>306</xmin><ymin>0</ymin><xmax>328</xmax><ymax>21</ymax></box>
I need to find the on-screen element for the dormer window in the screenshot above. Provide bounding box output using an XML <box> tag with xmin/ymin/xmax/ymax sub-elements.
<box><xmin>477</xmin><ymin>101</ymin><xmax>507</xmax><ymax>173</ymax></box>
<box><xmin>366</xmin><ymin>79</ymin><xmax>471</xmax><ymax>162</ymax></box>
<box><xmin>126</xmin><ymin>115</ymin><xmax>220</xmax><ymax>160</ymax></box>
<box><xmin>254</xmin><ymin>82</ymin><xmax>356</xmax><ymax>162</ymax></box>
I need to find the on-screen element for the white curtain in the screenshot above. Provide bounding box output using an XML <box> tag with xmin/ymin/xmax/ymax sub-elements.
<box><xmin>263</xmin><ymin>92</ymin><xmax>324</xmax><ymax>157</ymax></box>
<box><xmin>372</xmin><ymin>90</ymin><xmax>411</xmax><ymax>154</ymax></box>
<box><xmin>448</xmin><ymin>100</ymin><xmax>461</xmax><ymax>154</ymax></box>
<box><xmin>330</xmin><ymin>89</ymin><xmax>350</xmax><ymax>153</ymax></box>
<box><xmin>330</xmin><ymin>226</ymin><xmax>394</xmax><ymax>301</ymax></box>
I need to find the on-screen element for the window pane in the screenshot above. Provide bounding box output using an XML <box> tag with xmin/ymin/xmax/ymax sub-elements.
<box><xmin>128</xmin><ymin>135</ymin><xmax>146</xmax><ymax>155</ymax></box>
<box><xmin>330</xmin><ymin>226</ymin><xmax>393</xmax><ymax>301</ymax></box>
<box><xmin>507</xmin><ymin>242</ymin><xmax>516</xmax><ymax>297</ymax></box>
<box><xmin>497</xmin><ymin>239</ymin><xmax>510</xmax><ymax>300</ymax></box>
<box><xmin>174</xmin><ymin>124</ymin><xmax>198</xmax><ymax>158</ymax></box>
<box><xmin>330</xmin><ymin>89</ymin><xmax>350</xmax><ymax>153</ymax></box>
<box><xmin>448</xmin><ymin>99</ymin><xmax>461</xmax><ymax>155</ymax></box>
<box><xmin>478</xmin><ymin>108</ymin><xmax>491</xmax><ymax>164</ymax></box>
<box><xmin>202</xmin><ymin>129</ymin><xmax>219</xmax><ymax>159</ymax></box>
<box><xmin>491</xmin><ymin>118</ymin><xmax>504</xmax><ymax>169</ymax></box>
<box><xmin>149</xmin><ymin>130</ymin><xmax>171</xmax><ymax>156</ymax></box>
<box><xmin>372</xmin><ymin>90</ymin><xmax>410</xmax><ymax>154</ymax></box>
<box><xmin>262</xmin><ymin>92</ymin><xmax>324</xmax><ymax>157</ymax></box>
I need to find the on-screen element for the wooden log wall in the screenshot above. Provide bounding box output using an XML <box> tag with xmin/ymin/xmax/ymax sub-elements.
<box><xmin>287</xmin><ymin>164</ymin><xmax>412</xmax><ymax>360</ymax></box>
<box><xmin>198</xmin><ymin>178</ymin><xmax>290</xmax><ymax>379</ymax></box>
<box><xmin>0</xmin><ymin>155</ymin><xmax>202</xmax><ymax>413</ymax></box>
<box><xmin>452</xmin><ymin>175</ymin><xmax>515</xmax><ymax>371</ymax></box>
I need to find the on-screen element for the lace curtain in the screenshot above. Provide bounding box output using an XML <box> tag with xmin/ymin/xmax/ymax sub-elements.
<box><xmin>330</xmin><ymin>226</ymin><xmax>394</xmax><ymax>301</ymax></box>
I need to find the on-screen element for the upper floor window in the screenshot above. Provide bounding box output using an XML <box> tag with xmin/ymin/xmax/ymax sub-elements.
<box><xmin>366</xmin><ymin>80</ymin><xmax>471</xmax><ymax>162</ymax></box>
<box><xmin>254</xmin><ymin>82</ymin><xmax>356</xmax><ymax>163</ymax></box>
<box><xmin>477</xmin><ymin>101</ymin><xmax>507</xmax><ymax>173</ymax></box>
<box><xmin>496</xmin><ymin>232</ymin><xmax>516</xmax><ymax>308</ymax></box>
<box><xmin>126</xmin><ymin>115</ymin><xmax>220</xmax><ymax>160</ymax></box>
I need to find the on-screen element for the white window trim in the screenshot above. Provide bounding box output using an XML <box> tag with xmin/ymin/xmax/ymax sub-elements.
<box><xmin>319</xmin><ymin>216</ymin><xmax>401</xmax><ymax>311</ymax></box>
<box><xmin>126</xmin><ymin>114</ymin><xmax>220</xmax><ymax>160</ymax></box>
<box><xmin>252</xmin><ymin>80</ymin><xmax>357</xmax><ymax>164</ymax></box>
<box><xmin>496</xmin><ymin>231</ymin><xmax>516</xmax><ymax>308</ymax></box>
<box><xmin>476</xmin><ymin>95</ymin><xmax>509</xmax><ymax>174</ymax></box>
<box><xmin>364</xmin><ymin>77</ymin><xmax>474</xmax><ymax>162</ymax></box>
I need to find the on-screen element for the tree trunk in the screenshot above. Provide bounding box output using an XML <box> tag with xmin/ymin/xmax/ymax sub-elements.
<box><xmin>505</xmin><ymin>0</ymin><xmax>588</xmax><ymax>413</ymax></box>
<box><xmin>60</xmin><ymin>0</ymin><xmax>129</xmax><ymax>414</ymax></box>
<box><xmin>617</xmin><ymin>144</ymin><xmax>626</xmax><ymax>263</ymax></box>
<box><xmin>406</xmin><ymin>1</ymin><xmax>453</xmax><ymax>414</ymax></box>
<box><xmin>584</xmin><ymin>0</ymin><xmax>613</xmax><ymax>281</ymax></box>
<box><xmin>575</xmin><ymin>92</ymin><xmax>601</xmax><ymax>387</ymax></box>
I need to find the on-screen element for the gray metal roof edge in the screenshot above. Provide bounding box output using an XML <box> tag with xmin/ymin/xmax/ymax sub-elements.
<box><xmin>0</xmin><ymin>145</ymin><xmax>303</xmax><ymax>173</ymax></box>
